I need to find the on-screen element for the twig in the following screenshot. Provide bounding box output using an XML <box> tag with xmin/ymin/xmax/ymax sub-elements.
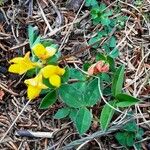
<box><xmin>48</xmin><ymin>0</ymin><xmax>62</xmax><ymax>27</ymax></box>
<box><xmin>0</xmin><ymin>82</ymin><xmax>18</xmax><ymax>96</ymax></box>
<box><xmin>15</xmin><ymin>130</ymin><xmax>54</xmax><ymax>138</ymax></box>
<box><xmin>36</xmin><ymin>0</ymin><xmax>53</xmax><ymax>32</ymax></box>
<box><xmin>0</xmin><ymin>101</ymin><xmax>30</xmax><ymax>143</ymax></box>
<box><xmin>61</xmin><ymin>118</ymin><xmax>133</xmax><ymax>150</ymax></box>
<box><xmin>58</xmin><ymin>0</ymin><xmax>85</xmax><ymax>51</ymax></box>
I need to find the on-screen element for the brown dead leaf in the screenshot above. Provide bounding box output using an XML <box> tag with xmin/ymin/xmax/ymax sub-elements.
<box><xmin>0</xmin><ymin>90</ymin><xmax>5</xmax><ymax>100</ymax></box>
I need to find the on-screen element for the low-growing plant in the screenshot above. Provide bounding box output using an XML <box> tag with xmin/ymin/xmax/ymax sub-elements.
<box><xmin>8</xmin><ymin>0</ymin><xmax>141</xmax><ymax>139</ymax></box>
<box><xmin>8</xmin><ymin>25</ymin><xmax>140</xmax><ymax>135</ymax></box>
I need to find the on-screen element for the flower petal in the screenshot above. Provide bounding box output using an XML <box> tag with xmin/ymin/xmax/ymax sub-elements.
<box><xmin>9</xmin><ymin>64</ymin><xmax>29</xmax><ymax>75</ymax></box>
<box><xmin>32</xmin><ymin>43</ymin><xmax>46</xmax><ymax>59</ymax></box>
<box><xmin>49</xmin><ymin>74</ymin><xmax>61</xmax><ymax>87</ymax></box>
<box><xmin>42</xmin><ymin>65</ymin><xmax>57</xmax><ymax>78</ymax></box>
<box><xmin>95</xmin><ymin>61</ymin><xmax>104</xmax><ymax>72</ymax></box>
<box><xmin>101</xmin><ymin>64</ymin><xmax>109</xmax><ymax>72</ymax></box>
<box><xmin>27</xmin><ymin>85</ymin><xmax>41</xmax><ymax>100</ymax></box>
<box><xmin>88</xmin><ymin>64</ymin><xmax>96</xmax><ymax>75</ymax></box>
<box><xmin>46</xmin><ymin>46</ymin><xmax>57</xmax><ymax>57</ymax></box>
<box><xmin>9</xmin><ymin>57</ymin><xmax>23</xmax><ymax>63</ymax></box>
<box><xmin>56</xmin><ymin>66</ymin><xmax>65</xmax><ymax>76</ymax></box>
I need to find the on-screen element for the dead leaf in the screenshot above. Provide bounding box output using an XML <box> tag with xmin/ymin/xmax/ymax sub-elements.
<box><xmin>0</xmin><ymin>90</ymin><xmax>5</xmax><ymax>100</ymax></box>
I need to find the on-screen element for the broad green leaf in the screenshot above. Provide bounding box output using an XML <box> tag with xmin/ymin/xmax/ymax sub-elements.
<box><xmin>100</xmin><ymin>100</ymin><xmax>116</xmax><ymax>131</ymax></box>
<box><xmin>100</xmin><ymin>73</ymin><xmax>111</xmax><ymax>82</ymax></box>
<box><xmin>39</xmin><ymin>90</ymin><xmax>57</xmax><ymax>109</ymax></box>
<box><xmin>116</xmin><ymin>93</ymin><xmax>140</xmax><ymax>107</ymax></box>
<box><xmin>84</xmin><ymin>78</ymin><xmax>101</xmax><ymax>106</ymax></box>
<box><xmin>69</xmin><ymin>68</ymin><xmax>86</xmax><ymax>81</ymax></box>
<box><xmin>112</xmin><ymin>65</ymin><xmax>125</xmax><ymax>96</ymax></box>
<box><xmin>59</xmin><ymin>84</ymin><xmax>85</xmax><ymax>108</ymax></box>
<box><xmin>61</xmin><ymin>67</ymin><xmax>70</xmax><ymax>83</ymax></box>
<box><xmin>54</xmin><ymin>107</ymin><xmax>70</xmax><ymax>119</ymax></box>
<box><xmin>75</xmin><ymin>107</ymin><xmax>92</xmax><ymax>134</ymax></box>
<box><xmin>69</xmin><ymin>108</ymin><xmax>78</xmax><ymax>121</ymax></box>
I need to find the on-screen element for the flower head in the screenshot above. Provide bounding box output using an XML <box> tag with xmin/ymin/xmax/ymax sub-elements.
<box><xmin>24</xmin><ymin>74</ymin><xmax>48</xmax><ymax>100</ymax></box>
<box><xmin>41</xmin><ymin>65</ymin><xmax>65</xmax><ymax>87</ymax></box>
<box><xmin>8</xmin><ymin>52</ymin><xmax>40</xmax><ymax>75</ymax></box>
<box><xmin>32</xmin><ymin>43</ymin><xmax>57</xmax><ymax>60</ymax></box>
<box><xmin>88</xmin><ymin>60</ymin><xmax>109</xmax><ymax>75</ymax></box>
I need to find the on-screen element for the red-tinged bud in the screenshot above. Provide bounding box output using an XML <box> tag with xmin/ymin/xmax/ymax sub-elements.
<box><xmin>88</xmin><ymin>64</ymin><xmax>96</xmax><ymax>75</ymax></box>
<box><xmin>101</xmin><ymin>63</ymin><xmax>109</xmax><ymax>72</ymax></box>
<box><xmin>88</xmin><ymin>61</ymin><xmax>109</xmax><ymax>75</ymax></box>
<box><xmin>95</xmin><ymin>61</ymin><xmax>104</xmax><ymax>72</ymax></box>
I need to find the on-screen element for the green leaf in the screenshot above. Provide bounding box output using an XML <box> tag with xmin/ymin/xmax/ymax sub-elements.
<box><xmin>109</xmin><ymin>36</ymin><xmax>116</xmax><ymax>48</ymax></box>
<box><xmin>54</xmin><ymin>107</ymin><xmax>70</xmax><ymax>119</ymax></box>
<box><xmin>84</xmin><ymin>78</ymin><xmax>101</xmax><ymax>106</ymax></box>
<box><xmin>61</xmin><ymin>67</ymin><xmax>70</xmax><ymax>83</ymax></box>
<box><xmin>41</xmin><ymin>39</ymin><xmax>53</xmax><ymax>47</ymax></box>
<box><xmin>59</xmin><ymin>84</ymin><xmax>85</xmax><ymax>108</ymax></box>
<box><xmin>109</xmin><ymin>48</ymin><xmax>119</xmax><ymax>58</ymax></box>
<box><xmin>39</xmin><ymin>90</ymin><xmax>57</xmax><ymax>109</ymax></box>
<box><xmin>96</xmin><ymin>53</ymin><xmax>107</xmax><ymax>61</ymax></box>
<box><xmin>100</xmin><ymin>73</ymin><xmax>111</xmax><ymax>82</ymax></box>
<box><xmin>85</xmin><ymin>0</ymin><xmax>98</xmax><ymax>7</ymax></box>
<box><xmin>116</xmin><ymin>93</ymin><xmax>140</xmax><ymax>107</ymax></box>
<box><xmin>100</xmin><ymin>100</ymin><xmax>116</xmax><ymax>131</ymax></box>
<box><xmin>123</xmin><ymin>121</ymin><xmax>137</xmax><ymax>132</ymax></box>
<box><xmin>135</xmin><ymin>128</ymin><xmax>144</xmax><ymax>140</ymax></box>
<box><xmin>115</xmin><ymin>132</ymin><xmax>135</xmax><ymax>147</ymax></box>
<box><xmin>75</xmin><ymin>107</ymin><xmax>92</xmax><ymax>134</ymax></box>
<box><xmin>107</xmin><ymin>56</ymin><xmax>115</xmax><ymax>72</ymax></box>
<box><xmin>69</xmin><ymin>68</ymin><xmax>86</xmax><ymax>81</ymax></box>
<box><xmin>101</xmin><ymin>16</ymin><xmax>111</xmax><ymax>26</ymax></box>
<box><xmin>112</xmin><ymin>65</ymin><xmax>125</xmax><ymax>96</ymax></box>
<box><xmin>69</xmin><ymin>108</ymin><xmax>78</xmax><ymax>121</ymax></box>
<box><xmin>88</xmin><ymin>32</ymin><xmax>102</xmax><ymax>48</ymax></box>
<box><xmin>28</xmin><ymin>26</ymin><xmax>39</xmax><ymax>48</ymax></box>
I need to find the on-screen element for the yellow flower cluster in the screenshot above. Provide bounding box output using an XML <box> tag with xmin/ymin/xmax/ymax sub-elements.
<box><xmin>9</xmin><ymin>43</ymin><xmax>65</xmax><ymax>100</ymax></box>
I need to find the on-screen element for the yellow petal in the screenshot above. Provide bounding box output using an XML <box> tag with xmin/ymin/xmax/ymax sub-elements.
<box><xmin>49</xmin><ymin>74</ymin><xmax>61</xmax><ymax>87</ymax></box>
<box><xmin>8</xmin><ymin>64</ymin><xmax>30</xmax><ymax>75</ymax></box>
<box><xmin>56</xmin><ymin>66</ymin><xmax>65</xmax><ymax>76</ymax></box>
<box><xmin>42</xmin><ymin>65</ymin><xmax>57</xmax><ymax>78</ymax></box>
<box><xmin>32</xmin><ymin>43</ymin><xmax>47</xmax><ymax>59</ymax></box>
<box><xmin>46</xmin><ymin>46</ymin><xmax>57</xmax><ymax>57</ymax></box>
<box><xmin>9</xmin><ymin>57</ymin><xmax>23</xmax><ymax>63</ymax></box>
<box><xmin>27</xmin><ymin>85</ymin><xmax>41</xmax><ymax>100</ymax></box>
<box><xmin>24</xmin><ymin>78</ymin><xmax>37</xmax><ymax>86</ymax></box>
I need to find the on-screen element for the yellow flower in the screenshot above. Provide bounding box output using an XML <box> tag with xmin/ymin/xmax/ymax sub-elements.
<box><xmin>8</xmin><ymin>52</ymin><xmax>40</xmax><ymax>75</ymax></box>
<box><xmin>41</xmin><ymin>65</ymin><xmax>65</xmax><ymax>87</ymax></box>
<box><xmin>24</xmin><ymin>74</ymin><xmax>48</xmax><ymax>100</ymax></box>
<box><xmin>32</xmin><ymin>43</ymin><xmax>57</xmax><ymax>60</ymax></box>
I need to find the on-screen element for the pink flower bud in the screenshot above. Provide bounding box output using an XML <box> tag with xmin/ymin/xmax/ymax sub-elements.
<box><xmin>95</xmin><ymin>61</ymin><xmax>104</xmax><ymax>72</ymax></box>
<box><xmin>88</xmin><ymin>60</ymin><xmax>109</xmax><ymax>75</ymax></box>
<box><xmin>101</xmin><ymin>64</ymin><xmax>109</xmax><ymax>72</ymax></box>
<box><xmin>88</xmin><ymin>64</ymin><xmax>96</xmax><ymax>75</ymax></box>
